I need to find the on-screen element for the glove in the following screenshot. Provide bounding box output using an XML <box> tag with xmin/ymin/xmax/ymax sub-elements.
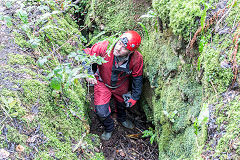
<box><xmin>122</xmin><ymin>92</ymin><xmax>137</xmax><ymax>107</ymax></box>
<box><xmin>127</xmin><ymin>98</ymin><xmax>137</xmax><ymax>107</ymax></box>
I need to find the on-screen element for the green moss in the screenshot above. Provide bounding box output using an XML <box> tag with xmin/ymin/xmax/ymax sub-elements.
<box><xmin>6</xmin><ymin>125</ymin><xmax>28</xmax><ymax>144</ymax></box>
<box><xmin>0</xmin><ymin>124</ymin><xmax>30</xmax><ymax>154</ymax></box>
<box><xmin>38</xmin><ymin>14</ymin><xmax>83</xmax><ymax>55</ymax></box>
<box><xmin>167</xmin><ymin>127</ymin><xmax>197</xmax><ymax>159</ymax></box>
<box><xmin>0</xmin><ymin>2</ymin><xmax>105</xmax><ymax>159</ymax></box>
<box><xmin>140</xmin><ymin>25</ymin><xmax>203</xmax><ymax>158</ymax></box>
<box><xmin>87</xmin><ymin>0</ymin><xmax>149</xmax><ymax>33</ymax></box>
<box><xmin>200</xmin><ymin>34</ymin><xmax>234</xmax><ymax>94</ymax></box>
<box><xmin>8</xmin><ymin>53</ymin><xmax>35</xmax><ymax>65</ymax></box>
<box><xmin>16</xmin><ymin>79</ymin><xmax>50</xmax><ymax>107</ymax></box>
<box><xmin>0</xmin><ymin>44</ymin><xmax>4</xmax><ymax>51</ymax></box>
<box><xmin>153</xmin><ymin>0</ymin><xmax>215</xmax><ymax>40</ymax></box>
<box><xmin>225</xmin><ymin>0</ymin><xmax>240</xmax><ymax>27</ymax></box>
<box><xmin>33</xmin><ymin>85</ymin><xmax>103</xmax><ymax>159</ymax></box>
<box><xmin>214</xmin><ymin>95</ymin><xmax>240</xmax><ymax>158</ymax></box>
<box><xmin>13</xmin><ymin>31</ymin><xmax>31</xmax><ymax>48</ymax></box>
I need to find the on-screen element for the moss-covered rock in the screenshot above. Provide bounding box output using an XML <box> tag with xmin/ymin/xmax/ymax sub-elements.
<box><xmin>86</xmin><ymin>0</ymin><xmax>150</xmax><ymax>33</ymax></box>
<box><xmin>0</xmin><ymin>0</ymin><xmax>104</xmax><ymax>159</ymax></box>
<box><xmin>8</xmin><ymin>53</ymin><xmax>35</xmax><ymax>65</ymax></box>
<box><xmin>153</xmin><ymin>0</ymin><xmax>215</xmax><ymax>40</ymax></box>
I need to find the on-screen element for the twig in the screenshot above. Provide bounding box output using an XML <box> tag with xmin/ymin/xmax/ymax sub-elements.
<box><xmin>0</xmin><ymin>124</ymin><xmax>5</xmax><ymax>133</ymax></box>
<box><xmin>215</xmin><ymin>0</ymin><xmax>236</xmax><ymax>32</ymax></box>
<box><xmin>0</xmin><ymin>116</ymin><xmax>7</xmax><ymax>126</ymax></box>
<box><xmin>119</xmin><ymin>137</ymin><xmax>130</xmax><ymax>159</ymax></box>
<box><xmin>0</xmin><ymin>104</ymin><xmax>13</xmax><ymax>121</ymax></box>
<box><xmin>209</xmin><ymin>80</ymin><xmax>218</xmax><ymax>95</ymax></box>
<box><xmin>72</xmin><ymin>133</ymin><xmax>86</xmax><ymax>152</ymax></box>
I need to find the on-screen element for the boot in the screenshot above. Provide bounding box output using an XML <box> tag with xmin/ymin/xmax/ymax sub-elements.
<box><xmin>120</xmin><ymin>119</ymin><xmax>134</xmax><ymax>129</ymax></box>
<box><xmin>101</xmin><ymin>131</ymin><xmax>113</xmax><ymax>141</ymax></box>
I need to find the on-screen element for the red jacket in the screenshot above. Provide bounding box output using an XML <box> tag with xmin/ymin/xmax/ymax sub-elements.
<box><xmin>84</xmin><ymin>41</ymin><xmax>143</xmax><ymax>100</ymax></box>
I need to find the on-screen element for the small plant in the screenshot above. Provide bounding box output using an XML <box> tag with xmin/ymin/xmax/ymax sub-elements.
<box><xmin>139</xmin><ymin>10</ymin><xmax>158</xmax><ymax>39</ymax></box>
<box><xmin>163</xmin><ymin>110</ymin><xmax>178</xmax><ymax>123</ymax></box>
<box><xmin>194</xmin><ymin>103</ymin><xmax>209</xmax><ymax>135</ymax></box>
<box><xmin>46</xmin><ymin>50</ymin><xmax>107</xmax><ymax>91</ymax></box>
<box><xmin>1</xmin><ymin>96</ymin><xmax>25</xmax><ymax>118</ymax></box>
<box><xmin>142</xmin><ymin>127</ymin><xmax>156</xmax><ymax>144</ymax></box>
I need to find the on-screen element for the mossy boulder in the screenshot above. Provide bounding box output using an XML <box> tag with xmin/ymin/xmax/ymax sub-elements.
<box><xmin>86</xmin><ymin>0</ymin><xmax>151</xmax><ymax>33</ymax></box>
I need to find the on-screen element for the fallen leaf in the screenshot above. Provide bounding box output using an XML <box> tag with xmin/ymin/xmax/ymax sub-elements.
<box><xmin>23</xmin><ymin>114</ymin><xmax>35</xmax><ymax>122</ymax></box>
<box><xmin>126</xmin><ymin>134</ymin><xmax>142</xmax><ymax>139</ymax></box>
<box><xmin>27</xmin><ymin>135</ymin><xmax>39</xmax><ymax>143</ymax></box>
<box><xmin>16</xmin><ymin>145</ymin><xmax>25</xmax><ymax>152</ymax></box>
<box><xmin>117</xmin><ymin>149</ymin><xmax>125</xmax><ymax>157</ymax></box>
<box><xmin>0</xmin><ymin>149</ymin><xmax>10</xmax><ymax>159</ymax></box>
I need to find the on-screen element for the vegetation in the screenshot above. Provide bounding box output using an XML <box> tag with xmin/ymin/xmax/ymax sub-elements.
<box><xmin>1</xmin><ymin>0</ymin><xmax>239</xmax><ymax>159</ymax></box>
<box><xmin>0</xmin><ymin>0</ymin><xmax>105</xmax><ymax>159</ymax></box>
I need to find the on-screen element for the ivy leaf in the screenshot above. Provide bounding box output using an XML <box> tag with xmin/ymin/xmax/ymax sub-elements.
<box><xmin>37</xmin><ymin>56</ymin><xmax>50</xmax><ymax>67</ymax></box>
<box><xmin>50</xmin><ymin>77</ymin><xmax>61</xmax><ymax>90</ymax></box>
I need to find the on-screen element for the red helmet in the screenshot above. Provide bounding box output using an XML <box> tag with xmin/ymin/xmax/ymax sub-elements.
<box><xmin>120</xmin><ymin>31</ymin><xmax>141</xmax><ymax>51</ymax></box>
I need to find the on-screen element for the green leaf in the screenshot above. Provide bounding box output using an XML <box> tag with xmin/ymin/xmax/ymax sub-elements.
<box><xmin>50</xmin><ymin>77</ymin><xmax>61</xmax><ymax>90</ymax></box>
<box><xmin>6</xmin><ymin>1</ymin><xmax>12</xmax><ymax>8</ymax></box>
<box><xmin>37</xmin><ymin>56</ymin><xmax>50</xmax><ymax>67</ymax></box>
<box><xmin>81</xmin><ymin>36</ymin><xmax>87</xmax><ymax>43</ymax></box>
<box><xmin>200</xmin><ymin>10</ymin><xmax>206</xmax><ymax>29</ymax></box>
<box><xmin>8</xmin><ymin>98</ymin><xmax>17</xmax><ymax>108</ymax></box>
<box><xmin>138</xmin><ymin>22</ymin><xmax>149</xmax><ymax>40</ymax></box>
<box><xmin>150</xmin><ymin>134</ymin><xmax>156</xmax><ymax>144</ymax></box>
<box><xmin>197</xmin><ymin>57</ymin><xmax>201</xmax><ymax>71</ymax></box>
<box><xmin>28</xmin><ymin>38</ymin><xmax>41</xmax><ymax>48</ymax></box>
<box><xmin>4</xmin><ymin>16</ymin><xmax>12</xmax><ymax>27</ymax></box>
<box><xmin>199</xmin><ymin>36</ymin><xmax>205</xmax><ymax>53</ymax></box>
<box><xmin>16</xmin><ymin>9</ymin><xmax>29</xmax><ymax>24</ymax></box>
<box><xmin>86</xmin><ymin>31</ymin><xmax>106</xmax><ymax>47</ymax></box>
<box><xmin>198</xmin><ymin>103</ymin><xmax>209</xmax><ymax>124</ymax></box>
<box><xmin>194</xmin><ymin>118</ymin><xmax>199</xmax><ymax>135</ymax></box>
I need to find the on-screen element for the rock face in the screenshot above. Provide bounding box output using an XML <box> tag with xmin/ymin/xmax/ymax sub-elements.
<box><xmin>85</xmin><ymin>0</ymin><xmax>240</xmax><ymax>159</ymax></box>
<box><xmin>0</xmin><ymin>0</ymin><xmax>104</xmax><ymax>159</ymax></box>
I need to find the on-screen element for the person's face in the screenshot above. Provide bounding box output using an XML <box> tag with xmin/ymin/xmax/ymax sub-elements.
<box><xmin>113</xmin><ymin>40</ymin><xmax>131</xmax><ymax>57</ymax></box>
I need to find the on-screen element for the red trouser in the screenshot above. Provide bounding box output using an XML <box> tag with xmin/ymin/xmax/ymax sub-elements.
<box><xmin>94</xmin><ymin>79</ymin><xmax>129</xmax><ymax>105</ymax></box>
<box><xmin>94</xmin><ymin>79</ymin><xmax>129</xmax><ymax>132</ymax></box>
